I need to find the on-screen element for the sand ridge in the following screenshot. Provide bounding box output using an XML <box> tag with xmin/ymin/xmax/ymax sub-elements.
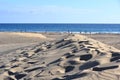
<box><xmin>0</xmin><ymin>32</ymin><xmax>49</xmax><ymax>53</ymax></box>
<box><xmin>9</xmin><ymin>32</ymin><xmax>47</xmax><ymax>39</ymax></box>
<box><xmin>0</xmin><ymin>34</ymin><xmax>120</xmax><ymax>80</ymax></box>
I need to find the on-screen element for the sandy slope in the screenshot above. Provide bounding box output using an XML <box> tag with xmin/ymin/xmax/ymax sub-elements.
<box><xmin>10</xmin><ymin>32</ymin><xmax>47</xmax><ymax>38</ymax></box>
<box><xmin>1</xmin><ymin>34</ymin><xmax>120</xmax><ymax>80</ymax></box>
<box><xmin>0</xmin><ymin>32</ymin><xmax>48</xmax><ymax>54</ymax></box>
<box><xmin>85</xmin><ymin>34</ymin><xmax>120</xmax><ymax>50</ymax></box>
<box><xmin>0</xmin><ymin>32</ymin><xmax>47</xmax><ymax>44</ymax></box>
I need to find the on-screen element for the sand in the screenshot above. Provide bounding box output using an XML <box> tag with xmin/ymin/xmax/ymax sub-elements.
<box><xmin>0</xmin><ymin>32</ymin><xmax>49</xmax><ymax>53</ymax></box>
<box><xmin>10</xmin><ymin>32</ymin><xmax>47</xmax><ymax>38</ymax></box>
<box><xmin>85</xmin><ymin>34</ymin><xmax>120</xmax><ymax>50</ymax></box>
<box><xmin>0</xmin><ymin>32</ymin><xmax>120</xmax><ymax>80</ymax></box>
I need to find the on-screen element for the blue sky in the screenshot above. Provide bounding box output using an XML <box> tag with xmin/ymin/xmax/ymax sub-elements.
<box><xmin>0</xmin><ymin>0</ymin><xmax>120</xmax><ymax>23</ymax></box>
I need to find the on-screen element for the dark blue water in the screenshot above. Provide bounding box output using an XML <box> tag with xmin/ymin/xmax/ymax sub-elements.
<box><xmin>0</xmin><ymin>24</ymin><xmax>120</xmax><ymax>33</ymax></box>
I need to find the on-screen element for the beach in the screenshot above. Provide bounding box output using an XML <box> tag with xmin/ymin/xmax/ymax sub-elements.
<box><xmin>0</xmin><ymin>32</ymin><xmax>120</xmax><ymax>80</ymax></box>
<box><xmin>0</xmin><ymin>32</ymin><xmax>120</xmax><ymax>53</ymax></box>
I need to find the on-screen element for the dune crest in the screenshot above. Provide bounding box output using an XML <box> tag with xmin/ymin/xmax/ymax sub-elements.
<box><xmin>1</xmin><ymin>34</ymin><xmax>120</xmax><ymax>80</ymax></box>
<box><xmin>10</xmin><ymin>32</ymin><xmax>47</xmax><ymax>39</ymax></box>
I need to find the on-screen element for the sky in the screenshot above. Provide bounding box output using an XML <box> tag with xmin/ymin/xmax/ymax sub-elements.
<box><xmin>0</xmin><ymin>0</ymin><xmax>120</xmax><ymax>23</ymax></box>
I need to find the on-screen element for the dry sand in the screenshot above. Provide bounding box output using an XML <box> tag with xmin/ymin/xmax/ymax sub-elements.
<box><xmin>0</xmin><ymin>32</ymin><xmax>120</xmax><ymax>80</ymax></box>
<box><xmin>10</xmin><ymin>32</ymin><xmax>47</xmax><ymax>38</ymax></box>
<box><xmin>85</xmin><ymin>34</ymin><xmax>120</xmax><ymax>50</ymax></box>
<box><xmin>0</xmin><ymin>32</ymin><xmax>48</xmax><ymax>53</ymax></box>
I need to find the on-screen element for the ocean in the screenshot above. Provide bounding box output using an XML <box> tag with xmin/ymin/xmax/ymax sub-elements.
<box><xmin>0</xmin><ymin>24</ymin><xmax>120</xmax><ymax>33</ymax></box>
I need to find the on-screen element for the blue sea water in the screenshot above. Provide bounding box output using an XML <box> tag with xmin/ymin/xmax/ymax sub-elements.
<box><xmin>0</xmin><ymin>24</ymin><xmax>120</xmax><ymax>33</ymax></box>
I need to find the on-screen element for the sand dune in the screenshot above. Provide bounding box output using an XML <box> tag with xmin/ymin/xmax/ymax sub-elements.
<box><xmin>0</xmin><ymin>34</ymin><xmax>120</xmax><ymax>80</ymax></box>
<box><xmin>10</xmin><ymin>32</ymin><xmax>47</xmax><ymax>39</ymax></box>
<box><xmin>0</xmin><ymin>32</ymin><xmax>48</xmax><ymax>45</ymax></box>
<box><xmin>0</xmin><ymin>32</ymin><xmax>49</xmax><ymax>53</ymax></box>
